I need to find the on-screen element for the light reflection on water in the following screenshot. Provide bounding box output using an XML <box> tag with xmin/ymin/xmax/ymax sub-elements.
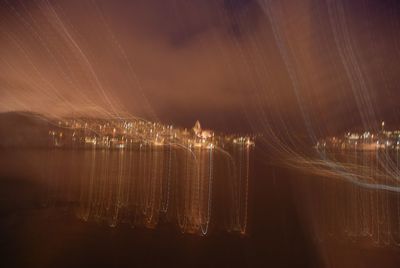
<box><xmin>3</xmin><ymin>145</ymin><xmax>400</xmax><ymax>245</ymax></box>
<box><xmin>297</xmin><ymin>149</ymin><xmax>400</xmax><ymax>247</ymax></box>
<box><xmin>38</xmin><ymin>144</ymin><xmax>253</xmax><ymax>235</ymax></box>
<box><xmin>2</xmin><ymin>147</ymin><xmax>400</xmax><ymax>265</ymax></box>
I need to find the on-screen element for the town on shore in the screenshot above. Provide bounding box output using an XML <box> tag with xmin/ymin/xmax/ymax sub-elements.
<box><xmin>316</xmin><ymin>122</ymin><xmax>400</xmax><ymax>151</ymax></box>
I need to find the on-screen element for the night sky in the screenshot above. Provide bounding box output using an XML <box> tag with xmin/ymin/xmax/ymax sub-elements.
<box><xmin>1</xmin><ymin>0</ymin><xmax>400</xmax><ymax>136</ymax></box>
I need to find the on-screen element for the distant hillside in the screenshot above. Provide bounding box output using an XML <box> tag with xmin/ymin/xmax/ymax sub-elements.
<box><xmin>0</xmin><ymin>112</ymin><xmax>52</xmax><ymax>148</ymax></box>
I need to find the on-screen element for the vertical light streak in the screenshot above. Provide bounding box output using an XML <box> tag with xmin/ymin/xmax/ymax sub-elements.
<box><xmin>44</xmin><ymin>138</ymin><xmax>252</xmax><ymax>236</ymax></box>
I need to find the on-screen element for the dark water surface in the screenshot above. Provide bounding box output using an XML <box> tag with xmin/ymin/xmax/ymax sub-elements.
<box><xmin>1</xmin><ymin>148</ymin><xmax>400</xmax><ymax>267</ymax></box>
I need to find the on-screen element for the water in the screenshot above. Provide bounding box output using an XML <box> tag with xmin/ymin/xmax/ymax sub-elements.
<box><xmin>1</xmin><ymin>147</ymin><xmax>400</xmax><ymax>267</ymax></box>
